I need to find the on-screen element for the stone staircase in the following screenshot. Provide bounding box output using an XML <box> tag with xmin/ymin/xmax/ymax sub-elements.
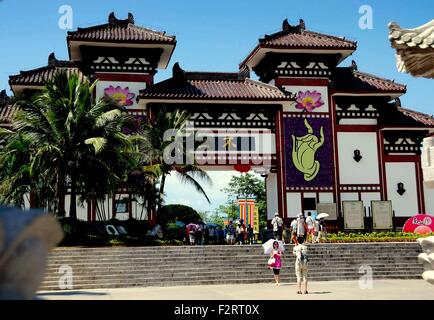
<box><xmin>39</xmin><ymin>242</ymin><xmax>424</xmax><ymax>291</ymax></box>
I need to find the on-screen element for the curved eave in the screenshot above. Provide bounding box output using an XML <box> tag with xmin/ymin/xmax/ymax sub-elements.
<box><xmin>9</xmin><ymin>84</ymin><xmax>44</xmax><ymax>95</ymax></box>
<box><xmin>67</xmin><ymin>39</ymin><xmax>177</xmax><ymax>69</ymax></box>
<box><xmin>331</xmin><ymin>91</ymin><xmax>405</xmax><ymax>99</ymax></box>
<box><xmin>137</xmin><ymin>97</ymin><xmax>291</xmax><ymax>107</ymax></box>
<box><xmin>240</xmin><ymin>45</ymin><xmax>356</xmax><ymax>69</ymax></box>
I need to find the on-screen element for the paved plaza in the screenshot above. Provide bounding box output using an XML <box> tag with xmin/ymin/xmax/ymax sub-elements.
<box><xmin>37</xmin><ymin>279</ymin><xmax>433</xmax><ymax>300</ymax></box>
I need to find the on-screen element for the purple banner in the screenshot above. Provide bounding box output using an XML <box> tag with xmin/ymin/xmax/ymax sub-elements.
<box><xmin>284</xmin><ymin>115</ymin><xmax>334</xmax><ymax>188</ymax></box>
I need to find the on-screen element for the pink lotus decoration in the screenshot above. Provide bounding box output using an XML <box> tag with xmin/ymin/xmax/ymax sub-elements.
<box><xmin>295</xmin><ymin>90</ymin><xmax>324</xmax><ymax>112</ymax></box>
<box><xmin>104</xmin><ymin>86</ymin><xmax>136</xmax><ymax>107</ymax></box>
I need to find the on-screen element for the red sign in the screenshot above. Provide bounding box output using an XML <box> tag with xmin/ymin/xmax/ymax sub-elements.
<box><xmin>402</xmin><ymin>214</ymin><xmax>434</xmax><ymax>234</ymax></box>
<box><xmin>234</xmin><ymin>164</ymin><xmax>251</xmax><ymax>173</ymax></box>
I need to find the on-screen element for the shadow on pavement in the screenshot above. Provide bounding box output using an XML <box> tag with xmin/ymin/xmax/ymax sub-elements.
<box><xmin>38</xmin><ymin>291</ymin><xmax>108</xmax><ymax>296</ymax></box>
<box><xmin>307</xmin><ymin>291</ymin><xmax>332</xmax><ymax>295</ymax></box>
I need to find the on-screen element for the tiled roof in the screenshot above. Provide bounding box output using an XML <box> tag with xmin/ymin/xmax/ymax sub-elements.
<box><xmin>259</xmin><ymin>20</ymin><xmax>356</xmax><ymax>49</ymax></box>
<box><xmin>389</xmin><ymin>20</ymin><xmax>434</xmax><ymax>49</ymax></box>
<box><xmin>0</xmin><ymin>90</ymin><xmax>15</xmax><ymax>124</ymax></box>
<box><xmin>241</xmin><ymin>19</ymin><xmax>356</xmax><ymax>68</ymax></box>
<box><xmin>9</xmin><ymin>53</ymin><xmax>85</xmax><ymax>86</ymax></box>
<box><xmin>0</xmin><ymin>104</ymin><xmax>17</xmax><ymax>124</ymax></box>
<box><xmin>67</xmin><ymin>12</ymin><xmax>175</xmax><ymax>44</ymax></box>
<box><xmin>397</xmin><ymin>107</ymin><xmax>434</xmax><ymax>126</ymax></box>
<box><xmin>138</xmin><ymin>63</ymin><xmax>292</xmax><ymax>101</ymax></box>
<box><xmin>388</xmin><ymin>20</ymin><xmax>434</xmax><ymax>78</ymax></box>
<box><xmin>331</xmin><ymin>63</ymin><xmax>406</xmax><ymax>94</ymax></box>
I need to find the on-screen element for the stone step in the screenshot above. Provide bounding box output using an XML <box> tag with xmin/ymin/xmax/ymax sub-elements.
<box><xmin>41</xmin><ymin>271</ymin><xmax>421</xmax><ymax>287</ymax></box>
<box><xmin>41</xmin><ymin>243</ymin><xmax>424</xmax><ymax>290</ymax></box>
<box><xmin>41</xmin><ymin>266</ymin><xmax>423</xmax><ymax>281</ymax></box>
<box><xmin>49</xmin><ymin>248</ymin><xmax>421</xmax><ymax>255</ymax></box>
<box><xmin>45</xmin><ymin>259</ymin><xmax>421</xmax><ymax>268</ymax></box>
<box><xmin>44</xmin><ymin>261</ymin><xmax>421</xmax><ymax>273</ymax></box>
<box><xmin>49</xmin><ymin>245</ymin><xmax>421</xmax><ymax>255</ymax></box>
<box><xmin>39</xmin><ymin>272</ymin><xmax>422</xmax><ymax>291</ymax></box>
<box><xmin>42</xmin><ymin>264</ymin><xmax>423</xmax><ymax>279</ymax></box>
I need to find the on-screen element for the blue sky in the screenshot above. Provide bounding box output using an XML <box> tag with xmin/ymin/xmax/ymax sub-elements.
<box><xmin>0</xmin><ymin>0</ymin><xmax>433</xmax><ymax>213</ymax></box>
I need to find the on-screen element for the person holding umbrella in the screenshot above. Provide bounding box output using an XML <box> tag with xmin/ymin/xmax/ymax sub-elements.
<box><xmin>263</xmin><ymin>239</ymin><xmax>285</xmax><ymax>286</ymax></box>
<box><xmin>269</xmin><ymin>241</ymin><xmax>283</xmax><ymax>285</ymax></box>
<box><xmin>186</xmin><ymin>223</ymin><xmax>198</xmax><ymax>245</ymax></box>
<box><xmin>316</xmin><ymin>213</ymin><xmax>329</xmax><ymax>243</ymax></box>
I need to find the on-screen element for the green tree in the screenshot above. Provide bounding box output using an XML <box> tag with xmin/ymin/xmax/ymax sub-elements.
<box><xmin>139</xmin><ymin>107</ymin><xmax>212</xmax><ymax>211</ymax></box>
<box><xmin>218</xmin><ymin>202</ymin><xmax>238</xmax><ymax>221</ymax></box>
<box><xmin>221</xmin><ymin>173</ymin><xmax>267</xmax><ymax>229</ymax></box>
<box><xmin>2</xmin><ymin>71</ymin><xmax>137</xmax><ymax>218</ymax></box>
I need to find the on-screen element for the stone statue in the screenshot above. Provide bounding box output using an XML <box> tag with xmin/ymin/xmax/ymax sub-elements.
<box><xmin>0</xmin><ymin>206</ymin><xmax>63</xmax><ymax>299</ymax></box>
<box><xmin>417</xmin><ymin>236</ymin><xmax>434</xmax><ymax>285</ymax></box>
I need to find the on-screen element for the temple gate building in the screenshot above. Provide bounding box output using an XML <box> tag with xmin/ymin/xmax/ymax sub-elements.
<box><xmin>2</xmin><ymin>13</ymin><xmax>434</xmax><ymax>229</ymax></box>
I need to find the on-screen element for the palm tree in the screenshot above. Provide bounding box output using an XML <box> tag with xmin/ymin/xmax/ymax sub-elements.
<box><xmin>11</xmin><ymin>71</ymin><xmax>136</xmax><ymax>218</ymax></box>
<box><xmin>0</xmin><ymin>130</ymin><xmax>32</xmax><ymax>207</ymax></box>
<box><xmin>139</xmin><ymin>107</ymin><xmax>212</xmax><ymax>211</ymax></box>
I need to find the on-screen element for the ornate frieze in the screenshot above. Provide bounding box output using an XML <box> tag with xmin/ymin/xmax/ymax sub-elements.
<box><xmin>187</xmin><ymin>111</ymin><xmax>276</xmax><ymax>130</ymax></box>
<box><xmin>334</xmin><ymin>97</ymin><xmax>386</xmax><ymax>123</ymax></box>
<box><xmin>383</xmin><ymin>130</ymin><xmax>427</xmax><ymax>155</ymax></box>
<box><xmin>253</xmin><ymin>52</ymin><xmax>340</xmax><ymax>82</ymax></box>
<box><xmin>80</xmin><ymin>46</ymin><xmax>162</xmax><ymax>75</ymax></box>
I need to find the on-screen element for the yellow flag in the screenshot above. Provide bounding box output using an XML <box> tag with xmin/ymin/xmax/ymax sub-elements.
<box><xmin>253</xmin><ymin>207</ymin><xmax>259</xmax><ymax>233</ymax></box>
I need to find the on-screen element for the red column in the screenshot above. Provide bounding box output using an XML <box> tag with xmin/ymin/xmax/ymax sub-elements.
<box><xmin>275</xmin><ymin>108</ymin><xmax>287</xmax><ymax>220</ymax></box>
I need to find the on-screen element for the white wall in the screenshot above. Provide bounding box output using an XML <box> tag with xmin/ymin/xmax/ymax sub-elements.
<box><xmin>96</xmin><ymin>81</ymin><xmax>146</xmax><ymax>109</ymax></box>
<box><xmin>266</xmin><ymin>173</ymin><xmax>278</xmax><ymax>220</ymax></box>
<box><xmin>385</xmin><ymin>162</ymin><xmax>419</xmax><ymax>217</ymax></box>
<box><xmin>282</xmin><ymin>85</ymin><xmax>329</xmax><ymax>113</ymax></box>
<box><xmin>422</xmin><ymin>137</ymin><xmax>434</xmax><ymax>185</ymax></box>
<box><xmin>424</xmin><ymin>182</ymin><xmax>434</xmax><ymax>215</ymax></box>
<box><xmin>361</xmin><ymin>192</ymin><xmax>381</xmax><ymax>215</ymax></box>
<box><xmin>286</xmin><ymin>193</ymin><xmax>302</xmax><ymax>218</ymax></box>
<box><xmin>319</xmin><ymin>192</ymin><xmax>334</xmax><ymax>203</ymax></box>
<box><xmin>194</xmin><ymin>129</ymin><xmax>276</xmax><ymax>155</ymax></box>
<box><xmin>338</xmin><ymin>132</ymin><xmax>380</xmax><ymax>185</ymax></box>
<box><xmin>340</xmin><ymin>193</ymin><xmax>359</xmax><ymax>202</ymax></box>
<box><xmin>65</xmin><ymin>195</ymin><xmax>88</xmax><ymax>221</ymax></box>
<box><xmin>339</xmin><ymin>119</ymin><xmax>378</xmax><ymax>125</ymax></box>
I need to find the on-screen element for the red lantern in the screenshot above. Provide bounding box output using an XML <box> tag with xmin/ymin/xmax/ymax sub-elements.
<box><xmin>234</xmin><ymin>164</ymin><xmax>251</xmax><ymax>173</ymax></box>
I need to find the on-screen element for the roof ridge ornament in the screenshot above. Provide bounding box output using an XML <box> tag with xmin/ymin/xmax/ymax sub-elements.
<box><xmin>282</xmin><ymin>19</ymin><xmax>290</xmax><ymax>31</ymax></box>
<box><xmin>350</xmin><ymin>60</ymin><xmax>358</xmax><ymax>72</ymax></box>
<box><xmin>282</xmin><ymin>18</ymin><xmax>305</xmax><ymax>33</ymax></box>
<box><xmin>173</xmin><ymin>62</ymin><xmax>186</xmax><ymax>80</ymax></box>
<box><xmin>0</xmin><ymin>89</ymin><xmax>11</xmax><ymax>106</ymax></box>
<box><xmin>108</xmin><ymin>12</ymin><xmax>134</xmax><ymax>25</ymax></box>
<box><xmin>395</xmin><ymin>97</ymin><xmax>401</xmax><ymax>108</ymax></box>
<box><xmin>108</xmin><ymin>12</ymin><xmax>118</xmax><ymax>25</ymax></box>
<box><xmin>238</xmin><ymin>65</ymin><xmax>250</xmax><ymax>80</ymax></box>
<box><xmin>128</xmin><ymin>13</ymin><xmax>135</xmax><ymax>24</ymax></box>
<box><xmin>48</xmin><ymin>52</ymin><xmax>58</xmax><ymax>67</ymax></box>
<box><xmin>299</xmin><ymin>19</ymin><xmax>306</xmax><ymax>31</ymax></box>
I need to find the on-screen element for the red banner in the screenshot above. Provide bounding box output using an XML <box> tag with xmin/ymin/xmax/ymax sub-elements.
<box><xmin>402</xmin><ymin>214</ymin><xmax>434</xmax><ymax>234</ymax></box>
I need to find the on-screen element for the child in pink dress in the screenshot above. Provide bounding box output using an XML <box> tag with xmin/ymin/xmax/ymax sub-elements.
<box><xmin>270</xmin><ymin>241</ymin><xmax>282</xmax><ymax>285</ymax></box>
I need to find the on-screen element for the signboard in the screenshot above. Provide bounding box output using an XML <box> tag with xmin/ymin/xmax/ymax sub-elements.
<box><xmin>238</xmin><ymin>198</ymin><xmax>255</xmax><ymax>226</ymax></box>
<box><xmin>342</xmin><ymin>201</ymin><xmax>365</xmax><ymax>230</ymax></box>
<box><xmin>253</xmin><ymin>207</ymin><xmax>260</xmax><ymax>234</ymax></box>
<box><xmin>371</xmin><ymin>200</ymin><xmax>393</xmax><ymax>230</ymax></box>
<box><xmin>316</xmin><ymin>203</ymin><xmax>338</xmax><ymax>220</ymax></box>
<box><xmin>403</xmin><ymin>214</ymin><xmax>434</xmax><ymax>234</ymax></box>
